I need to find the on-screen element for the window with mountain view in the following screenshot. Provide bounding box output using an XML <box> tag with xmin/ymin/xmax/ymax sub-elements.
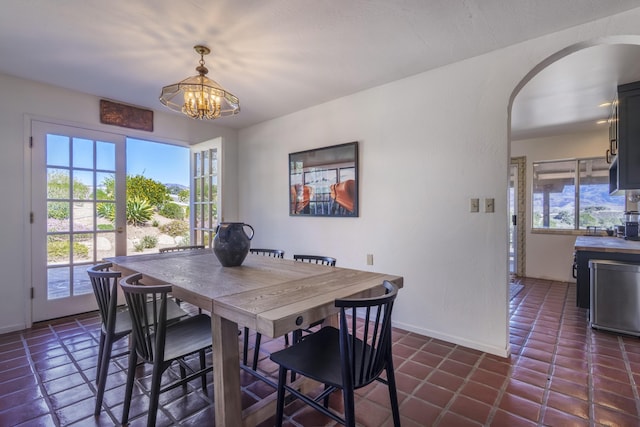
<box><xmin>532</xmin><ymin>157</ymin><xmax>625</xmax><ymax>230</ymax></box>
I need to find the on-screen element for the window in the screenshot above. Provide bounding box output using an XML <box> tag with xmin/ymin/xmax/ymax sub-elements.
<box><xmin>532</xmin><ymin>157</ymin><xmax>625</xmax><ymax>230</ymax></box>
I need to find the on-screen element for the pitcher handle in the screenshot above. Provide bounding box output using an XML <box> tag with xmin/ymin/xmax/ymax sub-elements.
<box><xmin>244</xmin><ymin>223</ymin><xmax>255</xmax><ymax>240</ymax></box>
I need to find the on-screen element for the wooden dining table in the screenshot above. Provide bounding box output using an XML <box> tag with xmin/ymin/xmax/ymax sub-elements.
<box><xmin>105</xmin><ymin>249</ymin><xmax>403</xmax><ymax>426</ymax></box>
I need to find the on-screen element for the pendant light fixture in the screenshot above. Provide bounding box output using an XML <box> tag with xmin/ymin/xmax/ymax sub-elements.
<box><xmin>159</xmin><ymin>45</ymin><xmax>240</xmax><ymax>120</ymax></box>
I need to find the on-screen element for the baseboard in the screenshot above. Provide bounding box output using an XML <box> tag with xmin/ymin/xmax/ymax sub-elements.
<box><xmin>392</xmin><ymin>320</ymin><xmax>509</xmax><ymax>358</ymax></box>
<box><xmin>0</xmin><ymin>322</ymin><xmax>28</xmax><ymax>336</ymax></box>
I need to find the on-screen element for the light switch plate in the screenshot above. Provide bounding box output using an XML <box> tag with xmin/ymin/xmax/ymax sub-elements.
<box><xmin>470</xmin><ymin>198</ymin><xmax>479</xmax><ymax>213</ymax></box>
<box><xmin>485</xmin><ymin>198</ymin><xmax>495</xmax><ymax>213</ymax></box>
<box><xmin>366</xmin><ymin>254</ymin><xmax>374</xmax><ymax>265</ymax></box>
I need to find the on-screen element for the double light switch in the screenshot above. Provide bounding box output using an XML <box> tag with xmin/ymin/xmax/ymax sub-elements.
<box><xmin>470</xmin><ymin>198</ymin><xmax>494</xmax><ymax>213</ymax></box>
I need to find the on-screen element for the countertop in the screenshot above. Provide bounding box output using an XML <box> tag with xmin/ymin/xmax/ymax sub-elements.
<box><xmin>575</xmin><ymin>236</ymin><xmax>640</xmax><ymax>254</ymax></box>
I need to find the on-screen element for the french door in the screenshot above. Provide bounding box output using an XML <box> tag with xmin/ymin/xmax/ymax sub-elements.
<box><xmin>31</xmin><ymin>121</ymin><xmax>126</xmax><ymax>321</ymax></box>
<box><xmin>190</xmin><ymin>137</ymin><xmax>222</xmax><ymax>246</ymax></box>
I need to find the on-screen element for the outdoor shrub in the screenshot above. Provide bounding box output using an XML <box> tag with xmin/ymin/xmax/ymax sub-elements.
<box><xmin>127</xmin><ymin>175</ymin><xmax>170</xmax><ymax>208</ymax></box>
<box><xmin>127</xmin><ymin>197</ymin><xmax>153</xmax><ymax>225</ymax></box>
<box><xmin>97</xmin><ymin>198</ymin><xmax>154</xmax><ymax>225</ymax></box>
<box><xmin>97</xmin><ymin>203</ymin><xmax>115</xmax><ymax>222</ymax></box>
<box><xmin>159</xmin><ymin>202</ymin><xmax>184</xmax><ymax>220</ymax></box>
<box><xmin>133</xmin><ymin>241</ymin><xmax>145</xmax><ymax>252</ymax></box>
<box><xmin>47</xmin><ymin>170</ymin><xmax>91</xmax><ymax>199</ymax></box>
<box><xmin>97</xmin><ymin>223</ymin><xmax>114</xmax><ymax>230</ymax></box>
<box><xmin>47</xmin><ymin>241</ymin><xmax>89</xmax><ymax>262</ymax></box>
<box><xmin>159</xmin><ymin>220</ymin><xmax>189</xmax><ymax>237</ymax></box>
<box><xmin>141</xmin><ymin>235</ymin><xmax>158</xmax><ymax>249</ymax></box>
<box><xmin>152</xmin><ymin>219</ymin><xmax>159</xmax><ymax>227</ymax></box>
<box><xmin>178</xmin><ymin>188</ymin><xmax>190</xmax><ymax>203</ymax></box>
<box><xmin>48</xmin><ymin>202</ymin><xmax>70</xmax><ymax>220</ymax></box>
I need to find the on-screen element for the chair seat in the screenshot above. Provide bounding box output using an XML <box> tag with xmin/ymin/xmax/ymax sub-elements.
<box><xmin>160</xmin><ymin>314</ymin><xmax>212</xmax><ymax>362</ymax></box>
<box><xmin>270</xmin><ymin>327</ymin><xmax>368</xmax><ymax>389</ymax></box>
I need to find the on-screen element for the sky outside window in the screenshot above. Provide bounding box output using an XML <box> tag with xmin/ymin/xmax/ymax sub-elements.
<box><xmin>126</xmin><ymin>138</ymin><xmax>189</xmax><ymax>186</ymax></box>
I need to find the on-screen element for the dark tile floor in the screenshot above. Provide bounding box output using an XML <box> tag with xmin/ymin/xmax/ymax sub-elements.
<box><xmin>1</xmin><ymin>277</ymin><xmax>640</xmax><ymax>426</ymax></box>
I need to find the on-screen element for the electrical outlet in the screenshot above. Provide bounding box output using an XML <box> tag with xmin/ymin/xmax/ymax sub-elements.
<box><xmin>485</xmin><ymin>198</ymin><xmax>495</xmax><ymax>213</ymax></box>
<box><xmin>366</xmin><ymin>254</ymin><xmax>374</xmax><ymax>265</ymax></box>
<box><xmin>470</xmin><ymin>198</ymin><xmax>479</xmax><ymax>213</ymax></box>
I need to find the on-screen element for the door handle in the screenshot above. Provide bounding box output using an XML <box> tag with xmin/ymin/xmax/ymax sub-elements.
<box><xmin>116</xmin><ymin>227</ymin><xmax>124</xmax><ymax>234</ymax></box>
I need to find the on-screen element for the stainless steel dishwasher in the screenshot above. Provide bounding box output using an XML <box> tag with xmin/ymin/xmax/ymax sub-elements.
<box><xmin>590</xmin><ymin>259</ymin><xmax>640</xmax><ymax>336</ymax></box>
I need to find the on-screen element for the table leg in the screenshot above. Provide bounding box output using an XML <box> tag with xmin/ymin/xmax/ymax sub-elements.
<box><xmin>212</xmin><ymin>313</ymin><xmax>242</xmax><ymax>426</ymax></box>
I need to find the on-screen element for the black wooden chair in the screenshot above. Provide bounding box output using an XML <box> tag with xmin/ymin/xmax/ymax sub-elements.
<box><xmin>120</xmin><ymin>274</ymin><xmax>213</xmax><ymax>427</ymax></box>
<box><xmin>87</xmin><ymin>263</ymin><xmax>187</xmax><ymax>416</ymax></box>
<box><xmin>250</xmin><ymin>248</ymin><xmax>285</xmax><ymax>258</ymax></box>
<box><xmin>245</xmin><ymin>248</ymin><xmax>286</xmax><ymax>370</ymax></box>
<box><xmin>291</xmin><ymin>254</ymin><xmax>337</xmax><ymax>343</ymax></box>
<box><xmin>158</xmin><ymin>245</ymin><xmax>205</xmax><ymax>253</ymax></box>
<box><xmin>293</xmin><ymin>254</ymin><xmax>337</xmax><ymax>266</ymax></box>
<box><xmin>159</xmin><ymin>244</ymin><xmax>206</xmax><ymax>312</ymax></box>
<box><xmin>270</xmin><ymin>280</ymin><xmax>400</xmax><ymax>427</ymax></box>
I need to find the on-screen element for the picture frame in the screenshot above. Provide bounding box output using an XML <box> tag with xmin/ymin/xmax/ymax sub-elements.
<box><xmin>289</xmin><ymin>141</ymin><xmax>359</xmax><ymax>217</ymax></box>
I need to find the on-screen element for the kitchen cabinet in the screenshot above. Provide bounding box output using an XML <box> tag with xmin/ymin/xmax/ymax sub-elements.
<box><xmin>609</xmin><ymin>81</ymin><xmax>640</xmax><ymax>194</ymax></box>
<box><xmin>574</xmin><ymin>236</ymin><xmax>640</xmax><ymax>309</ymax></box>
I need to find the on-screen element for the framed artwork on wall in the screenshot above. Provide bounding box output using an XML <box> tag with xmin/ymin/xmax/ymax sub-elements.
<box><xmin>289</xmin><ymin>141</ymin><xmax>359</xmax><ymax>217</ymax></box>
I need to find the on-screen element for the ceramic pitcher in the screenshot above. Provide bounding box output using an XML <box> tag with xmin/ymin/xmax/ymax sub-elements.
<box><xmin>213</xmin><ymin>222</ymin><xmax>255</xmax><ymax>267</ymax></box>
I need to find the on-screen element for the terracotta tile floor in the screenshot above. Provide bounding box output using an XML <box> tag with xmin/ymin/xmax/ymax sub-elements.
<box><xmin>2</xmin><ymin>277</ymin><xmax>640</xmax><ymax>426</ymax></box>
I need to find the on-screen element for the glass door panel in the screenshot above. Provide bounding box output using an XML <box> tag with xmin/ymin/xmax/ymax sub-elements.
<box><xmin>32</xmin><ymin>121</ymin><xmax>126</xmax><ymax>321</ymax></box>
<box><xmin>191</xmin><ymin>138</ymin><xmax>222</xmax><ymax>247</ymax></box>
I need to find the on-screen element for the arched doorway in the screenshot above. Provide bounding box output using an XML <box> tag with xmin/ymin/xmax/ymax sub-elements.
<box><xmin>507</xmin><ymin>39</ymin><xmax>640</xmax><ymax>294</ymax></box>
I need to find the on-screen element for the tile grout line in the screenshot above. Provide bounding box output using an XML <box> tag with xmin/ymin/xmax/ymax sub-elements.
<box><xmin>536</xmin><ymin>281</ymin><xmax>572</xmax><ymax>426</ymax></box>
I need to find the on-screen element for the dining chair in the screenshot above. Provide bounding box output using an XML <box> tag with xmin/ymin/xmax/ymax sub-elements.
<box><xmin>244</xmin><ymin>248</ymin><xmax>287</xmax><ymax>370</ymax></box>
<box><xmin>120</xmin><ymin>273</ymin><xmax>213</xmax><ymax>427</ymax></box>
<box><xmin>158</xmin><ymin>244</ymin><xmax>206</xmax><ymax>253</ymax></box>
<box><xmin>292</xmin><ymin>254</ymin><xmax>337</xmax><ymax>343</ymax></box>
<box><xmin>159</xmin><ymin>244</ymin><xmax>206</xmax><ymax>312</ymax></box>
<box><xmin>293</xmin><ymin>254</ymin><xmax>337</xmax><ymax>266</ymax></box>
<box><xmin>249</xmin><ymin>248</ymin><xmax>285</xmax><ymax>258</ymax></box>
<box><xmin>87</xmin><ymin>263</ymin><xmax>187</xmax><ymax>416</ymax></box>
<box><xmin>270</xmin><ymin>280</ymin><xmax>400</xmax><ymax>427</ymax></box>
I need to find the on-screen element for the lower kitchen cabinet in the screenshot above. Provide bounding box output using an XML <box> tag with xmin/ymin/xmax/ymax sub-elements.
<box><xmin>575</xmin><ymin>249</ymin><xmax>640</xmax><ymax>309</ymax></box>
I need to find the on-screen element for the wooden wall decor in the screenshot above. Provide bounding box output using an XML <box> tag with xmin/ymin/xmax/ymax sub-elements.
<box><xmin>100</xmin><ymin>99</ymin><xmax>153</xmax><ymax>132</ymax></box>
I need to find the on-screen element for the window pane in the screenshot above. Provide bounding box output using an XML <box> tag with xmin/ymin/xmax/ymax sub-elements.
<box><xmin>73</xmin><ymin>265</ymin><xmax>93</xmax><ymax>296</ymax></box>
<box><xmin>48</xmin><ymin>234</ymin><xmax>70</xmax><ymax>265</ymax></box>
<box><xmin>48</xmin><ymin>266</ymin><xmax>70</xmax><ymax>299</ymax></box>
<box><xmin>46</xmin><ymin>134</ymin><xmax>70</xmax><ymax>167</ymax></box>
<box><xmin>579</xmin><ymin>158</ymin><xmax>625</xmax><ymax>229</ymax></box>
<box><xmin>73</xmin><ymin>138</ymin><xmax>93</xmax><ymax>169</ymax></box>
<box><xmin>73</xmin><ymin>170</ymin><xmax>93</xmax><ymax>200</ymax></box>
<box><xmin>73</xmin><ymin>203</ymin><xmax>94</xmax><ymax>233</ymax></box>
<box><xmin>533</xmin><ymin>160</ymin><xmax>576</xmax><ymax>229</ymax></box>
<box><xmin>96</xmin><ymin>141</ymin><xmax>115</xmax><ymax>171</ymax></box>
<box><xmin>96</xmin><ymin>173</ymin><xmax>115</xmax><ymax>200</ymax></box>
<box><xmin>47</xmin><ymin>168</ymin><xmax>70</xmax><ymax>199</ymax></box>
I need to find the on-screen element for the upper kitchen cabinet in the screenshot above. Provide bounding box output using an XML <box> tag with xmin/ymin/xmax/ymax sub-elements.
<box><xmin>610</xmin><ymin>81</ymin><xmax>640</xmax><ymax>194</ymax></box>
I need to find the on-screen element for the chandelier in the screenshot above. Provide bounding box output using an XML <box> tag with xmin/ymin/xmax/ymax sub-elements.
<box><xmin>159</xmin><ymin>45</ymin><xmax>240</xmax><ymax>120</ymax></box>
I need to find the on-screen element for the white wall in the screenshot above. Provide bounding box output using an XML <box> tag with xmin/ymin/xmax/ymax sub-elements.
<box><xmin>3</xmin><ymin>10</ymin><xmax>640</xmax><ymax>357</ymax></box>
<box><xmin>0</xmin><ymin>73</ymin><xmax>239</xmax><ymax>334</ymax></box>
<box><xmin>511</xmin><ymin>129</ymin><xmax>610</xmax><ymax>282</ymax></box>
<box><xmin>237</xmin><ymin>10</ymin><xmax>640</xmax><ymax>356</ymax></box>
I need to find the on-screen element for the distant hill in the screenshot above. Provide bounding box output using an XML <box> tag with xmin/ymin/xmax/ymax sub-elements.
<box><xmin>165</xmin><ymin>183</ymin><xmax>188</xmax><ymax>194</ymax></box>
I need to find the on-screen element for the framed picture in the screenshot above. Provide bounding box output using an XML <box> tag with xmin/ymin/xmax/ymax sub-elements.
<box><xmin>289</xmin><ymin>141</ymin><xmax>358</xmax><ymax>217</ymax></box>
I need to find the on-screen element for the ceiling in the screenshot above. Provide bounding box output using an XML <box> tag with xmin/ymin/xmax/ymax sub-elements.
<box><xmin>1</xmin><ymin>1</ymin><xmax>640</xmax><ymax>134</ymax></box>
